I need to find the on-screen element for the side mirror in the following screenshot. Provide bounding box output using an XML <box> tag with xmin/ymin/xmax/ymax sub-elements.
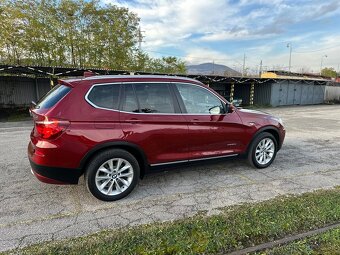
<box><xmin>227</xmin><ymin>104</ymin><xmax>235</xmax><ymax>113</ymax></box>
<box><xmin>209</xmin><ymin>106</ymin><xmax>223</xmax><ymax>115</ymax></box>
<box><xmin>30</xmin><ymin>101</ymin><xmax>37</xmax><ymax>110</ymax></box>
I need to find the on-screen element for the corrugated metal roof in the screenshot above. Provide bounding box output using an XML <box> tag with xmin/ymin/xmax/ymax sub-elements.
<box><xmin>0</xmin><ymin>65</ymin><xmax>336</xmax><ymax>86</ymax></box>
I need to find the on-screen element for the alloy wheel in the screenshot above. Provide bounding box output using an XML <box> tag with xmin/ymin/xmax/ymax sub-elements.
<box><xmin>95</xmin><ymin>158</ymin><xmax>134</xmax><ymax>196</ymax></box>
<box><xmin>255</xmin><ymin>138</ymin><xmax>275</xmax><ymax>165</ymax></box>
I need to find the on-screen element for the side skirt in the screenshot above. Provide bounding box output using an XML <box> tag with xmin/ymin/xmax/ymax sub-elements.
<box><xmin>147</xmin><ymin>154</ymin><xmax>239</xmax><ymax>173</ymax></box>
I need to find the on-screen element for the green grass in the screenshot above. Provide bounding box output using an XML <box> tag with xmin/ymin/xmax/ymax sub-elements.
<box><xmin>6</xmin><ymin>112</ymin><xmax>30</xmax><ymax>121</ymax></box>
<box><xmin>255</xmin><ymin>227</ymin><xmax>340</xmax><ymax>255</ymax></box>
<box><xmin>243</xmin><ymin>104</ymin><xmax>272</xmax><ymax>109</ymax></box>
<box><xmin>3</xmin><ymin>188</ymin><xmax>340</xmax><ymax>255</ymax></box>
<box><xmin>0</xmin><ymin>108</ymin><xmax>30</xmax><ymax>122</ymax></box>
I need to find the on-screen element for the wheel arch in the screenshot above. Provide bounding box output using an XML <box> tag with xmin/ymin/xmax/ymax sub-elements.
<box><xmin>79</xmin><ymin>141</ymin><xmax>149</xmax><ymax>178</ymax></box>
<box><xmin>246</xmin><ymin>126</ymin><xmax>281</xmax><ymax>154</ymax></box>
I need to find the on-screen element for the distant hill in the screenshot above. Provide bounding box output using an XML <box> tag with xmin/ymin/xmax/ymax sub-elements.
<box><xmin>186</xmin><ymin>63</ymin><xmax>241</xmax><ymax>76</ymax></box>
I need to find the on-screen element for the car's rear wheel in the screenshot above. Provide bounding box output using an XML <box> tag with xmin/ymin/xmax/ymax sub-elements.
<box><xmin>248</xmin><ymin>132</ymin><xmax>277</xmax><ymax>168</ymax></box>
<box><xmin>85</xmin><ymin>149</ymin><xmax>140</xmax><ymax>201</ymax></box>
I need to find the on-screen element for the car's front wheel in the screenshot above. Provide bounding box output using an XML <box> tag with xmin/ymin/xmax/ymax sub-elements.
<box><xmin>85</xmin><ymin>149</ymin><xmax>140</xmax><ymax>201</ymax></box>
<box><xmin>248</xmin><ymin>132</ymin><xmax>277</xmax><ymax>168</ymax></box>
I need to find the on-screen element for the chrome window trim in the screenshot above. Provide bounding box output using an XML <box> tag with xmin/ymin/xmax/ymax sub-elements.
<box><xmin>85</xmin><ymin>81</ymin><xmax>227</xmax><ymax>116</ymax></box>
<box><xmin>84</xmin><ymin>83</ymin><xmax>121</xmax><ymax>112</ymax></box>
<box><xmin>150</xmin><ymin>154</ymin><xmax>238</xmax><ymax>167</ymax></box>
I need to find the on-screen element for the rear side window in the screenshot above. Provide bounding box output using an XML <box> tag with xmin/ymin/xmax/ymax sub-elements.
<box><xmin>134</xmin><ymin>83</ymin><xmax>175</xmax><ymax>113</ymax></box>
<box><xmin>87</xmin><ymin>84</ymin><xmax>120</xmax><ymax>110</ymax></box>
<box><xmin>36</xmin><ymin>84</ymin><xmax>71</xmax><ymax>109</ymax></box>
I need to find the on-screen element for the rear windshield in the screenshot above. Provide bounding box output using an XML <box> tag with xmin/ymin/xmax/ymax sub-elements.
<box><xmin>36</xmin><ymin>84</ymin><xmax>71</xmax><ymax>109</ymax></box>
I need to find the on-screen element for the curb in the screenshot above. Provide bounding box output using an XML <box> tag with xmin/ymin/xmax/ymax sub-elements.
<box><xmin>227</xmin><ymin>222</ymin><xmax>340</xmax><ymax>255</ymax></box>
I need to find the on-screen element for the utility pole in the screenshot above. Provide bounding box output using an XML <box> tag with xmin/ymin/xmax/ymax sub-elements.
<box><xmin>320</xmin><ymin>55</ymin><xmax>327</xmax><ymax>75</ymax></box>
<box><xmin>137</xmin><ymin>27</ymin><xmax>145</xmax><ymax>51</ymax></box>
<box><xmin>242</xmin><ymin>53</ymin><xmax>246</xmax><ymax>77</ymax></box>
<box><xmin>287</xmin><ymin>43</ymin><xmax>292</xmax><ymax>72</ymax></box>
<box><xmin>259</xmin><ymin>60</ymin><xmax>263</xmax><ymax>77</ymax></box>
<box><xmin>212</xmin><ymin>60</ymin><xmax>215</xmax><ymax>74</ymax></box>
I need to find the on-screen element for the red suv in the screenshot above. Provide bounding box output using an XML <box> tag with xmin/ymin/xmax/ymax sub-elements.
<box><xmin>28</xmin><ymin>75</ymin><xmax>285</xmax><ymax>201</ymax></box>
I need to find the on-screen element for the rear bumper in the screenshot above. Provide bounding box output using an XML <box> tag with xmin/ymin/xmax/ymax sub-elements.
<box><xmin>29</xmin><ymin>159</ymin><xmax>81</xmax><ymax>184</ymax></box>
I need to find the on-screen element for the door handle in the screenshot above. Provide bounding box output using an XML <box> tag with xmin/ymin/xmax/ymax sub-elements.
<box><xmin>128</xmin><ymin>118</ymin><xmax>139</xmax><ymax>124</ymax></box>
<box><xmin>192</xmin><ymin>119</ymin><xmax>199</xmax><ymax>125</ymax></box>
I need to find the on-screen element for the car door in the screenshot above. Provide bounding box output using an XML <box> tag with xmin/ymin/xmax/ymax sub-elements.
<box><xmin>119</xmin><ymin>83</ymin><xmax>189</xmax><ymax>165</ymax></box>
<box><xmin>173</xmin><ymin>83</ymin><xmax>246</xmax><ymax>160</ymax></box>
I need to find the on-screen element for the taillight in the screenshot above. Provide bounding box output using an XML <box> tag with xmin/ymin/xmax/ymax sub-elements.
<box><xmin>35</xmin><ymin>117</ymin><xmax>70</xmax><ymax>139</ymax></box>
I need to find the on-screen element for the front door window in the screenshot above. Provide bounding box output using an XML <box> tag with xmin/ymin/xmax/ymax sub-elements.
<box><xmin>175</xmin><ymin>83</ymin><xmax>225</xmax><ymax>114</ymax></box>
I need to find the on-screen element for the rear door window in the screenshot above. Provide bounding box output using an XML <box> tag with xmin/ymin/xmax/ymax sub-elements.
<box><xmin>121</xmin><ymin>84</ymin><xmax>139</xmax><ymax>113</ymax></box>
<box><xmin>36</xmin><ymin>84</ymin><xmax>71</xmax><ymax>109</ymax></box>
<box><xmin>134</xmin><ymin>83</ymin><xmax>176</xmax><ymax>113</ymax></box>
<box><xmin>87</xmin><ymin>84</ymin><xmax>120</xmax><ymax>110</ymax></box>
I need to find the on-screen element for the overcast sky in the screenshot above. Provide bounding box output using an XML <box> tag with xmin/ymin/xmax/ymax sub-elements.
<box><xmin>104</xmin><ymin>0</ymin><xmax>340</xmax><ymax>73</ymax></box>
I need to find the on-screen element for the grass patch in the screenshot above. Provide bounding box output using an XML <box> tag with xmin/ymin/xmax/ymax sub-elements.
<box><xmin>0</xmin><ymin>108</ymin><xmax>30</xmax><ymax>122</ymax></box>
<box><xmin>3</xmin><ymin>188</ymin><xmax>340</xmax><ymax>255</ymax></box>
<box><xmin>255</xmin><ymin>227</ymin><xmax>340</xmax><ymax>255</ymax></box>
<box><xmin>243</xmin><ymin>104</ymin><xmax>272</xmax><ymax>109</ymax></box>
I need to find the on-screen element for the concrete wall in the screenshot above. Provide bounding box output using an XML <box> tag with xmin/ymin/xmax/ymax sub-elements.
<box><xmin>324</xmin><ymin>86</ymin><xmax>340</xmax><ymax>101</ymax></box>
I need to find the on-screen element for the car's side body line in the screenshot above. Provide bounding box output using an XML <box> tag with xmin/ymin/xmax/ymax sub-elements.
<box><xmin>150</xmin><ymin>153</ymin><xmax>239</xmax><ymax>166</ymax></box>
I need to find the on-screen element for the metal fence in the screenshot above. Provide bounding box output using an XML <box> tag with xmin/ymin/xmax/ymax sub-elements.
<box><xmin>0</xmin><ymin>74</ymin><xmax>339</xmax><ymax>108</ymax></box>
<box><xmin>209</xmin><ymin>80</ymin><xmax>329</xmax><ymax>107</ymax></box>
<box><xmin>0</xmin><ymin>76</ymin><xmax>51</xmax><ymax>108</ymax></box>
<box><xmin>270</xmin><ymin>81</ymin><xmax>325</xmax><ymax>106</ymax></box>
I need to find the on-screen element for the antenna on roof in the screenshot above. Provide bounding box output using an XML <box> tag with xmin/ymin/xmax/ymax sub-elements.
<box><xmin>84</xmin><ymin>71</ymin><xmax>96</xmax><ymax>78</ymax></box>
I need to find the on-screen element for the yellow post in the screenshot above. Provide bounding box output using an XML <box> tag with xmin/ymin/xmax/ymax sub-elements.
<box><xmin>250</xmin><ymin>82</ymin><xmax>255</xmax><ymax>106</ymax></box>
<box><xmin>230</xmin><ymin>82</ymin><xmax>234</xmax><ymax>103</ymax></box>
<box><xmin>50</xmin><ymin>78</ymin><xmax>54</xmax><ymax>89</ymax></box>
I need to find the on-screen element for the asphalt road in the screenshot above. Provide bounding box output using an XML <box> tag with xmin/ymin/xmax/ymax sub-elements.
<box><xmin>1</xmin><ymin>105</ymin><xmax>340</xmax><ymax>251</ymax></box>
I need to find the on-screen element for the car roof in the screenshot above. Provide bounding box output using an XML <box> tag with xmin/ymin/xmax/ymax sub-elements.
<box><xmin>59</xmin><ymin>75</ymin><xmax>203</xmax><ymax>87</ymax></box>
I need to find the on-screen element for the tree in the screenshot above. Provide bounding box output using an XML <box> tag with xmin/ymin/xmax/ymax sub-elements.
<box><xmin>0</xmin><ymin>0</ymin><xmax>26</xmax><ymax>64</ymax></box>
<box><xmin>149</xmin><ymin>57</ymin><xmax>186</xmax><ymax>74</ymax></box>
<box><xmin>321</xmin><ymin>67</ymin><xmax>337</xmax><ymax>78</ymax></box>
<box><xmin>0</xmin><ymin>0</ymin><xmax>186</xmax><ymax>74</ymax></box>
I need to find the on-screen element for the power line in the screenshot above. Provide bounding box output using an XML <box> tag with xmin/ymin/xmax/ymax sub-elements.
<box><xmin>144</xmin><ymin>49</ymin><xmax>242</xmax><ymax>64</ymax></box>
<box><xmin>242</xmin><ymin>53</ymin><xmax>246</xmax><ymax>77</ymax></box>
<box><xmin>294</xmin><ymin>44</ymin><xmax>340</xmax><ymax>53</ymax></box>
<box><xmin>143</xmin><ymin>45</ymin><xmax>340</xmax><ymax>74</ymax></box>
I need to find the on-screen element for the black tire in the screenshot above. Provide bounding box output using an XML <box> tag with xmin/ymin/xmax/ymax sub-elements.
<box><xmin>85</xmin><ymin>149</ymin><xmax>140</xmax><ymax>201</ymax></box>
<box><xmin>247</xmin><ymin>132</ymin><xmax>278</xmax><ymax>168</ymax></box>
